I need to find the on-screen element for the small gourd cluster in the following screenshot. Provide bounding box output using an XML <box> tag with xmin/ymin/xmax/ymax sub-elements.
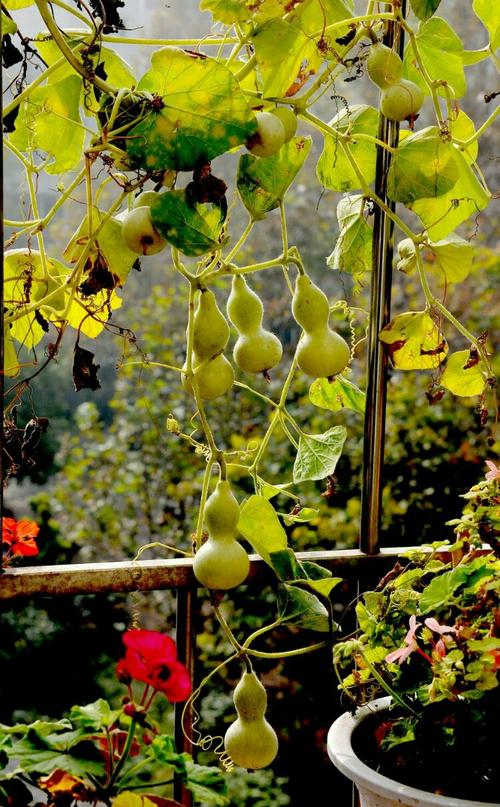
<box><xmin>366</xmin><ymin>41</ymin><xmax>424</xmax><ymax>122</ymax></box>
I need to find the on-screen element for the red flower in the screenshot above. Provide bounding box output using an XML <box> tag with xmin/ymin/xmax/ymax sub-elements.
<box><xmin>2</xmin><ymin>518</ymin><xmax>40</xmax><ymax>557</ymax></box>
<box><xmin>117</xmin><ymin>629</ymin><xmax>192</xmax><ymax>703</ymax></box>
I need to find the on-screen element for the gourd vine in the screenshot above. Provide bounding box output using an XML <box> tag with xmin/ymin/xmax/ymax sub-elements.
<box><xmin>2</xmin><ymin>0</ymin><xmax>498</xmax><ymax>776</ymax></box>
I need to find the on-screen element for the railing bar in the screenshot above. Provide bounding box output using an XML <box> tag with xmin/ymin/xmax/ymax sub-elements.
<box><xmin>360</xmin><ymin>3</ymin><xmax>406</xmax><ymax>555</ymax></box>
<box><xmin>0</xmin><ymin>547</ymin><xmax>412</xmax><ymax>599</ymax></box>
<box><xmin>174</xmin><ymin>587</ymin><xmax>196</xmax><ymax>807</ymax></box>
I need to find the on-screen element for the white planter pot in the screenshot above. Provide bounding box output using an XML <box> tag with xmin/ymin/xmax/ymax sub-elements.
<box><xmin>327</xmin><ymin>697</ymin><xmax>499</xmax><ymax>807</ymax></box>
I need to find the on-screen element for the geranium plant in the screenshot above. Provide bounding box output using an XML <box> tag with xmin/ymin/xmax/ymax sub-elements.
<box><xmin>333</xmin><ymin>473</ymin><xmax>500</xmax><ymax>801</ymax></box>
<box><xmin>1</xmin><ymin>0</ymin><xmax>498</xmax><ymax>799</ymax></box>
<box><xmin>0</xmin><ymin>629</ymin><xmax>228</xmax><ymax>806</ymax></box>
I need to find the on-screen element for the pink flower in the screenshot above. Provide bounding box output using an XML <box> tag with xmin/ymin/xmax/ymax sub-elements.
<box><xmin>485</xmin><ymin>461</ymin><xmax>500</xmax><ymax>481</ymax></box>
<box><xmin>424</xmin><ymin>617</ymin><xmax>457</xmax><ymax>658</ymax></box>
<box><xmin>116</xmin><ymin>629</ymin><xmax>192</xmax><ymax>703</ymax></box>
<box><xmin>385</xmin><ymin>615</ymin><xmax>421</xmax><ymax>665</ymax></box>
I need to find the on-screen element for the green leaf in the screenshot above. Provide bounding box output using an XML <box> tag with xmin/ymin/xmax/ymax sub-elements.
<box><xmin>128</xmin><ymin>48</ymin><xmax>256</xmax><ymax>171</ymax></box>
<box><xmin>2</xmin><ymin>11</ymin><xmax>17</xmax><ymax>35</ymax></box>
<box><xmin>10</xmin><ymin>75</ymin><xmax>84</xmax><ymax>174</ymax></box>
<box><xmin>237</xmin><ymin>495</ymin><xmax>287</xmax><ymax>566</ymax></box>
<box><xmin>252</xmin><ymin>19</ymin><xmax>317</xmax><ymax>98</ymax></box>
<box><xmin>403</xmin><ymin>18</ymin><xmax>465</xmax><ymax>98</ymax></box>
<box><xmin>440</xmin><ymin>350</ymin><xmax>487</xmax><ymax>397</ymax></box>
<box><xmin>410</xmin><ymin>149</ymin><xmax>490</xmax><ymax>240</ymax></box>
<box><xmin>317</xmin><ymin>105</ymin><xmax>378</xmax><ymax>192</ymax></box>
<box><xmin>185</xmin><ymin>760</ymin><xmax>229</xmax><ymax>806</ymax></box>
<box><xmin>409</xmin><ymin>0</ymin><xmax>442</xmax><ymax>20</ymax></box>
<box><xmin>277</xmin><ymin>584</ymin><xmax>330</xmax><ymax>632</ymax></box>
<box><xmin>473</xmin><ymin>0</ymin><xmax>500</xmax><ymax>50</ymax></box>
<box><xmin>269</xmin><ymin>548</ymin><xmax>304</xmax><ymax>581</ymax></box>
<box><xmin>237</xmin><ymin>136</ymin><xmax>312</xmax><ymax>220</ymax></box>
<box><xmin>293</xmin><ymin>426</ymin><xmax>347</xmax><ymax>483</ymax></box>
<box><xmin>151</xmin><ymin>736</ymin><xmax>188</xmax><ymax>776</ymax></box>
<box><xmin>258</xmin><ymin>478</ymin><xmax>293</xmax><ymax>501</ymax></box>
<box><xmin>281</xmin><ymin>507</ymin><xmax>319</xmax><ymax>526</ymax></box>
<box><xmin>419</xmin><ymin>566</ymin><xmax>469</xmax><ymax>613</ymax></box>
<box><xmin>69</xmin><ymin>700</ymin><xmax>120</xmax><ymax>732</ymax></box>
<box><xmin>309</xmin><ymin>375</ymin><xmax>365</xmax><ymax>414</ymax></box>
<box><xmin>150</xmin><ymin>190</ymin><xmax>225</xmax><ymax>257</ymax></box>
<box><xmin>450</xmin><ymin>111</ymin><xmax>478</xmax><ymax>165</ymax></box>
<box><xmin>292</xmin><ymin>576</ymin><xmax>342</xmax><ymax>597</ymax></box>
<box><xmin>200</xmin><ymin>0</ymin><xmax>250</xmax><ymax>23</ymax></box>
<box><xmin>397</xmin><ymin>233</ymin><xmax>474</xmax><ymax>285</ymax></box>
<box><xmin>379</xmin><ymin>311</ymin><xmax>448</xmax><ymax>370</ymax></box>
<box><xmin>327</xmin><ymin>194</ymin><xmax>373</xmax><ymax>276</ymax></box>
<box><xmin>251</xmin><ymin>1</ymin><xmax>353</xmax><ymax>97</ymax></box>
<box><xmin>422</xmin><ymin>234</ymin><xmax>474</xmax><ymax>284</ymax></box>
<box><xmin>387</xmin><ymin>127</ymin><xmax>458</xmax><ymax>204</ymax></box>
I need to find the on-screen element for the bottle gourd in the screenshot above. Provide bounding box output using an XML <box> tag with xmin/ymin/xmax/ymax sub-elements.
<box><xmin>292</xmin><ymin>275</ymin><xmax>350</xmax><ymax>378</ymax></box>
<box><xmin>227</xmin><ymin>276</ymin><xmax>283</xmax><ymax>374</ymax></box>
<box><xmin>224</xmin><ymin>670</ymin><xmax>278</xmax><ymax>769</ymax></box>
<box><xmin>193</xmin><ymin>480</ymin><xmax>249</xmax><ymax>590</ymax></box>
<box><xmin>183</xmin><ymin>289</ymin><xmax>234</xmax><ymax>401</ymax></box>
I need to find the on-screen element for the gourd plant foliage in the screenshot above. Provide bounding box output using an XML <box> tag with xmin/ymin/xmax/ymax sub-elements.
<box><xmin>2</xmin><ymin>0</ymin><xmax>498</xmax><ymax>791</ymax></box>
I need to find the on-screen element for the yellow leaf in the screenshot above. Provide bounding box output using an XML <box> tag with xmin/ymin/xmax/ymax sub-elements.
<box><xmin>66</xmin><ymin>291</ymin><xmax>123</xmax><ymax>339</ymax></box>
<box><xmin>379</xmin><ymin>311</ymin><xmax>448</xmax><ymax>370</ymax></box>
<box><xmin>441</xmin><ymin>350</ymin><xmax>486</xmax><ymax>397</ymax></box>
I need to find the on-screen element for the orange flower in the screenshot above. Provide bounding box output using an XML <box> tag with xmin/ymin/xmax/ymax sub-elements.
<box><xmin>2</xmin><ymin>517</ymin><xmax>40</xmax><ymax>557</ymax></box>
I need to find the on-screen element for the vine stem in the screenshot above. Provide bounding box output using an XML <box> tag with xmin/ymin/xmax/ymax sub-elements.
<box><xmin>100</xmin><ymin>35</ymin><xmax>239</xmax><ymax>46</ymax></box>
<box><xmin>25</xmin><ymin>156</ymin><xmax>49</xmax><ymax>281</ymax></box>
<box><xmin>224</xmin><ymin>218</ymin><xmax>254</xmax><ymax>264</ymax></box>
<box><xmin>246</xmin><ymin>641</ymin><xmax>329</xmax><ymax>659</ymax></box>
<box><xmin>34</xmin><ymin>0</ymin><xmax>117</xmax><ymax>96</ymax></box>
<box><xmin>310</xmin><ymin>11</ymin><xmax>395</xmax><ymax>40</ymax></box>
<box><xmin>454</xmin><ymin>106</ymin><xmax>499</xmax><ymax>149</ymax></box>
<box><xmin>49</xmin><ymin>0</ymin><xmax>94</xmax><ymax>26</ymax></box>
<box><xmin>249</xmin><ymin>354</ymin><xmax>299</xmax><ymax>489</ymax></box>
<box><xmin>299</xmin><ymin>109</ymin><xmax>419</xmax><ymax>243</ymax></box>
<box><xmin>181</xmin><ymin>652</ymin><xmax>240</xmax><ymax>746</ymax></box>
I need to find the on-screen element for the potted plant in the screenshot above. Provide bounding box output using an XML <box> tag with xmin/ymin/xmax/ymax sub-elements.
<box><xmin>329</xmin><ymin>469</ymin><xmax>500</xmax><ymax>806</ymax></box>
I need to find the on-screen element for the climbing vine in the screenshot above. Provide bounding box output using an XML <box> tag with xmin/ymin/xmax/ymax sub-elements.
<box><xmin>2</xmin><ymin>0</ymin><xmax>499</xmax><ymax>797</ymax></box>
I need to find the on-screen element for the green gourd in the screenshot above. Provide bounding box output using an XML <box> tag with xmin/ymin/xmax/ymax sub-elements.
<box><xmin>380</xmin><ymin>79</ymin><xmax>424</xmax><ymax>122</ymax></box>
<box><xmin>366</xmin><ymin>42</ymin><xmax>403</xmax><ymax>89</ymax></box>
<box><xmin>183</xmin><ymin>290</ymin><xmax>233</xmax><ymax>400</ymax></box>
<box><xmin>193</xmin><ymin>290</ymin><xmax>230</xmax><ymax>361</ymax></box>
<box><xmin>270</xmin><ymin>107</ymin><xmax>297</xmax><ymax>142</ymax></box>
<box><xmin>247</xmin><ymin>111</ymin><xmax>285</xmax><ymax>158</ymax></box>
<box><xmin>193</xmin><ymin>480</ymin><xmax>249</xmax><ymax>590</ymax></box>
<box><xmin>183</xmin><ymin>353</ymin><xmax>234</xmax><ymax>401</ymax></box>
<box><xmin>227</xmin><ymin>276</ymin><xmax>283</xmax><ymax>374</ymax></box>
<box><xmin>292</xmin><ymin>275</ymin><xmax>350</xmax><ymax>378</ymax></box>
<box><xmin>120</xmin><ymin>206</ymin><xmax>167</xmax><ymax>256</ymax></box>
<box><xmin>224</xmin><ymin>671</ymin><xmax>279</xmax><ymax>769</ymax></box>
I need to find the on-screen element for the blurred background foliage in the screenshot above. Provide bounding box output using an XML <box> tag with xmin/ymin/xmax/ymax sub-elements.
<box><xmin>2</xmin><ymin>1</ymin><xmax>499</xmax><ymax>805</ymax></box>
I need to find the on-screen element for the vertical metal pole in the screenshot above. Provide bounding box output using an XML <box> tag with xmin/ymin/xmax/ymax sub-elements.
<box><xmin>174</xmin><ymin>586</ymin><xmax>196</xmax><ymax>807</ymax></box>
<box><xmin>360</xmin><ymin>6</ymin><xmax>406</xmax><ymax>555</ymax></box>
